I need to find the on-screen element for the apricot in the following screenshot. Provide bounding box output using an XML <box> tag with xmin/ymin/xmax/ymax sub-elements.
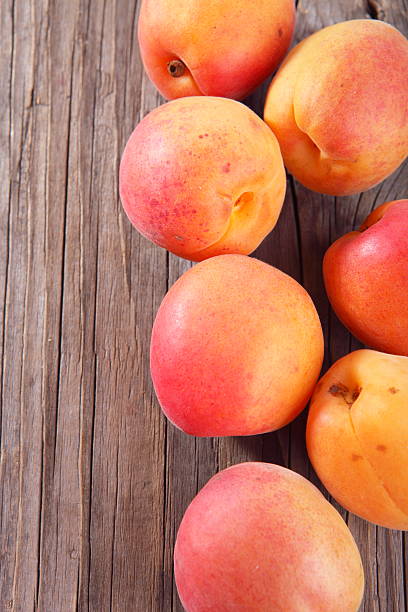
<box><xmin>324</xmin><ymin>199</ymin><xmax>408</xmax><ymax>356</ymax></box>
<box><xmin>264</xmin><ymin>20</ymin><xmax>408</xmax><ymax>195</ymax></box>
<box><xmin>307</xmin><ymin>350</ymin><xmax>408</xmax><ymax>530</ymax></box>
<box><xmin>175</xmin><ymin>462</ymin><xmax>364</xmax><ymax>611</ymax></box>
<box><xmin>120</xmin><ymin>97</ymin><xmax>286</xmax><ymax>261</ymax></box>
<box><xmin>150</xmin><ymin>255</ymin><xmax>323</xmax><ymax>436</ymax></box>
<box><xmin>138</xmin><ymin>0</ymin><xmax>295</xmax><ymax>100</ymax></box>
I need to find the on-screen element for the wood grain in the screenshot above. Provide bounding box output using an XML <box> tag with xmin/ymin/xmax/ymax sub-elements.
<box><xmin>0</xmin><ymin>0</ymin><xmax>406</xmax><ymax>610</ymax></box>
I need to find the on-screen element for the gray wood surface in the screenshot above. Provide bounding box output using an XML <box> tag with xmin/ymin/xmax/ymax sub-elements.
<box><xmin>0</xmin><ymin>0</ymin><xmax>406</xmax><ymax>610</ymax></box>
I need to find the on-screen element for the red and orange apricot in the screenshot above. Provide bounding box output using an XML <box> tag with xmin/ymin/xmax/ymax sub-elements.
<box><xmin>175</xmin><ymin>462</ymin><xmax>364</xmax><ymax>611</ymax></box>
<box><xmin>150</xmin><ymin>255</ymin><xmax>323</xmax><ymax>436</ymax></box>
<box><xmin>324</xmin><ymin>199</ymin><xmax>408</xmax><ymax>356</ymax></box>
<box><xmin>264</xmin><ymin>20</ymin><xmax>408</xmax><ymax>195</ymax></box>
<box><xmin>138</xmin><ymin>0</ymin><xmax>295</xmax><ymax>100</ymax></box>
<box><xmin>120</xmin><ymin>97</ymin><xmax>286</xmax><ymax>261</ymax></box>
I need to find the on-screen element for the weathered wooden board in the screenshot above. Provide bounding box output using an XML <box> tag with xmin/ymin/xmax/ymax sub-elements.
<box><xmin>0</xmin><ymin>0</ymin><xmax>406</xmax><ymax>610</ymax></box>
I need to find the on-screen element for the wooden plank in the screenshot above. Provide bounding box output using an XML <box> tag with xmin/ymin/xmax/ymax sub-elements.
<box><xmin>0</xmin><ymin>1</ymin><xmax>45</xmax><ymax>609</ymax></box>
<box><xmin>38</xmin><ymin>0</ymin><xmax>84</xmax><ymax>608</ymax></box>
<box><xmin>80</xmin><ymin>2</ymin><xmax>168</xmax><ymax>611</ymax></box>
<box><xmin>0</xmin><ymin>0</ymin><xmax>406</xmax><ymax>610</ymax></box>
<box><xmin>0</xmin><ymin>2</ymin><xmax>16</xmax><ymax>607</ymax></box>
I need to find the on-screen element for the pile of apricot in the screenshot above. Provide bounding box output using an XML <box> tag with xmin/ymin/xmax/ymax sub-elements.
<box><xmin>119</xmin><ymin>2</ymin><xmax>408</xmax><ymax>610</ymax></box>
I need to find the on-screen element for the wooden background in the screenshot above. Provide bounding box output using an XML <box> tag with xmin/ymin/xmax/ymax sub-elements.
<box><xmin>0</xmin><ymin>0</ymin><xmax>407</xmax><ymax>610</ymax></box>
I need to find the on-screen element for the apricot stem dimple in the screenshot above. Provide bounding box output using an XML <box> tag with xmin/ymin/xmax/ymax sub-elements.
<box><xmin>233</xmin><ymin>191</ymin><xmax>254</xmax><ymax>211</ymax></box>
<box><xmin>359</xmin><ymin>216</ymin><xmax>382</xmax><ymax>232</ymax></box>
<box><xmin>329</xmin><ymin>383</ymin><xmax>361</xmax><ymax>407</ymax></box>
<box><xmin>352</xmin><ymin>387</ymin><xmax>361</xmax><ymax>401</ymax></box>
<box><xmin>167</xmin><ymin>59</ymin><xmax>186</xmax><ymax>78</ymax></box>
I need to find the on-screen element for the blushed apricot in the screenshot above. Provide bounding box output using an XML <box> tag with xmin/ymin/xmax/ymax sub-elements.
<box><xmin>323</xmin><ymin>200</ymin><xmax>408</xmax><ymax>356</ymax></box>
<box><xmin>175</xmin><ymin>462</ymin><xmax>364</xmax><ymax>611</ymax></box>
<box><xmin>138</xmin><ymin>0</ymin><xmax>295</xmax><ymax>100</ymax></box>
<box><xmin>150</xmin><ymin>255</ymin><xmax>323</xmax><ymax>436</ymax></box>
<box><xmin>120</xmin><ymin>97</ymin><xmax>286</xmax><ymax>261</ymax></box>
<box><xmin>264</xmin><ymin>20</ymin><xmax>408</xmax><ymax>195</ymax></box>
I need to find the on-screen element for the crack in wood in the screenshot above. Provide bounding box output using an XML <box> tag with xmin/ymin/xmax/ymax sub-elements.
<box><xmin>366</xmin><ymin>0</ymin><xmax>386</xmax><ymax>20</ymax></box>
